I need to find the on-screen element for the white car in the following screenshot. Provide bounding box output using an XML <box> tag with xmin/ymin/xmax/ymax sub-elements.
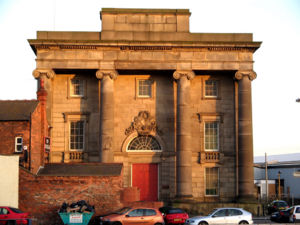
<box><xmin>184</xmin><ymin>208</ymin><xmax>253</xmax><ymax>225</ymax></box>
<box><xmin>289</xmin><ymin>205</ymin><xmax>300</xmax><ymax>223</ymax></box>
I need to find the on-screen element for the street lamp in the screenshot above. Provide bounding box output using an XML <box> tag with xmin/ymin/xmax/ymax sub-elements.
<box><xmin>278</xmin><ymin>171</ymin><xmax>281</xmax><ymax>199</ymax></box>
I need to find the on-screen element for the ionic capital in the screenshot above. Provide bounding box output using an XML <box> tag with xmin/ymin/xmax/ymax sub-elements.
<box><xmin>96</xmin><ymin>70</ymin><xmax>118</xmax><ymax>80</ymax></box>
<box><xmin>32</xmin><ymin>69</ymin><xmax>55</xmax><ymax>79</ymax></box>
<box><xmin>173</xmin><ymin>70</ymin><xmax>195</xmax><ymax>81</ymax></box>
<box><xmin>235</xmin><ymin>70</ymin><xmax>257</xmax><ymax>81</ymax></box>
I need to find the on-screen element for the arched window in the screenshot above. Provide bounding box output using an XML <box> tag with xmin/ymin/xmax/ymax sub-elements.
<box><xmin>127</xmin><ymin>135</ymin><xmax>161</xmax><ymax>151</ymax></box>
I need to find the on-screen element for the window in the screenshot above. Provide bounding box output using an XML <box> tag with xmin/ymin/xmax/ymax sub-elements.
<box><xmin>70</xmin><ymin>121</ymin><xmax>85</xmax><ymax>151</ymax></box>
<box><xmin>144</xmin><ymin>209</ymin><xmax>156</xmax><ymax>216</ymax></box>
<box><xmin>15</xmin><ymin>137</ymin><xmax>23</xmax><ymax>152</ymax></box>
<box><xmin>228</xmin><ymin>209</ymin><xmax>242</xmax><ymax>216</ymax></box>
<box><xmin>127</xmin><ymin>136</ymin><xmax>161</xmax><ymax>151</ymax></box>
<box><xmin>128</xmin><ymin>209</ymin><xmax>144</xmax><ymax>217</ymax></box>
<box><xmin>205</xmin><ymin>167</ymin><xmax>219</xmax><ymax>196</ymax></box>
<box><xmin>0</xmin><ymin>208</ymin><xmax>9</xmax><ymax>215</ymax></box>
<box><xmin>205</xmin><ymin>122</ymin><xmax>219</xmax><ymax>151</ymax></box>
<box><xmin>137</xmin><ymin>79</ymin><xmax>152</xmax><ymax>98</ymax></box>
<box><xmin>205</xmin><ymin>80</ymin><xmax>218</xmax><ymax>97</ymax></box>
<box><xmin>70</xmin><ymin>79</ymin><xmax>84</xmax><ymax>97</ymax></box>
<box><xmin>213</xmin><ymin>209</ymin><xmax>227</xmax><ymax>217</ymax></box>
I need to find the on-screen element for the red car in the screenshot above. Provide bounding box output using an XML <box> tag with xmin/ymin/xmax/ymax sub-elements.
<box><xmin>159</xmin><ymin>207</ymin><xmax>189</xmax><ymax>225</ymax></box>
<box><xmin>0</xmin><ymin>207</ymin><xmax>30</xmax><ymax>225</ymax></box>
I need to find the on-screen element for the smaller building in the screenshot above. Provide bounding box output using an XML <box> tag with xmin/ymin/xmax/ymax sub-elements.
<box><xmin>0</xmin><ymin>155</ymin><xmax>19</xmax><ymax>208</ymax></box>
<box><xmin>0</xmin><ymin>95</ymin><xmax>48</xmax><ymax>174</ymax></box>
<box><xmin>254</xmin><ymin>153</ymin><xmax>300</xmax><ymax>203</ymax></box>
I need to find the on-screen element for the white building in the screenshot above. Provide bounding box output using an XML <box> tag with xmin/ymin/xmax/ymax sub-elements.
<box><xmin>254</xmin><ymin>153</ymin><xmax>300</xmax><ymax>201</ymax></box>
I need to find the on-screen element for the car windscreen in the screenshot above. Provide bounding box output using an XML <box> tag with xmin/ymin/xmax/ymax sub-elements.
<box><xmin>9</xmin><ymin>207</ymin><xmax>23</xmax><ymax>213</ymax></box>
<box><xmin>114</xmin><ymin>207</ymin><xmax>131</xmax><ymax>215</ymax></box>
<box><xmin>167</xmin><ymin>209</ymin><xmax>185</xmax><ymax>214</ymax></box>
<box><xmin>208</xmin><ymin>209</ymin><xmax>218</xmax><ymax>216</ymax></box>
<box><xmin>277</xmin><ymin>202</ymin><xmax>288</xmax><ymax>207</ymax></box>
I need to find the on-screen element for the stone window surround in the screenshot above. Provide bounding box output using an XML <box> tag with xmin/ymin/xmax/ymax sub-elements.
<box><xmin>205</xmin><ymin>166</ymin><xmax>220</xmax><ymax>197</ymax></box>
<box><xmin>135</xmin><ymin>75</ymin><xmax>155</xmax><ymax>99</ymax></box>
<box><xmin>62</xmin><ymin>112</ymin><xmax>90</xmax><ymax>152</ymax></box>
<box><xmin>197</xmin><ymin>113</ymin><xmax>223</xmax><ymax>152</ymax></box>
<box><xmin>67</xmin><ymin>75</ymin><xmax>87</xmax><ymax>99</ymax></box>
<box><xmin>204</xmin><ymin>121</ymin><xmax>219</xmax><ymax>152</ymax></box>
<box><xmin>202</xmin><ymin>76</ymin><xmax>221</xmax><ymax>100</ymax></box>
<box><xmin>69</xmin><ymin>121</ymin><xmax>85</xmax><ymax>151</ymax></box>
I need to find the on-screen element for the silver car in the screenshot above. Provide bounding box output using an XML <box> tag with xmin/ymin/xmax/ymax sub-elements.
<box><xmin>185</xmin><ymin>208</ymin><xmax>253</xmax><ymax>225</ymax></box>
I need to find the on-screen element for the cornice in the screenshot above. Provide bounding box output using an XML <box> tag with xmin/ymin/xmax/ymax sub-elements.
<box><xmin>28</xmin><ymin>41</ymin><xmax>261</xmax><ymax>54</ymax></box>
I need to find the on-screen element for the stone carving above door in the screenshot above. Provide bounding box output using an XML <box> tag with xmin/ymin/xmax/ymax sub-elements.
<box><xmin>125</xmin><ymin>111</ymin><xmax>156</xmax><ymax>136</ymax></box>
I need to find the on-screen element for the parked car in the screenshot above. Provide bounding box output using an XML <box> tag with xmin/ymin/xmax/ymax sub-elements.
<box><xmin>159</xmin><ymin>207</ymin><xmax>189</xmax><ymax>224</ymax></box>
<box><xmin>0</xmin><ymin>206</ymin><xmax>30</xmax><ymax>225</ymax></box>
<box><xmin>289</xmin><ymin>205</ymin><xmax>300</xmax><ymax>223</ymax></box>
<box><xmin>267</xmin><ymin>200</ymin><xmax>289</xmax><ymax>214</ymax></box>
<box><xmin>184</xmin><ymin>208</ymin><xmax>253</xmax><ymax>225</ymax></box>
<box><xmin>270</xmin><ymin>207</ymin><xmax>292</xmax><ymax>223</ymax></box>
<box><xmin>99</xmin><ymin>207</ymin><xmax>165</xmax><ymax>225</ymax></box>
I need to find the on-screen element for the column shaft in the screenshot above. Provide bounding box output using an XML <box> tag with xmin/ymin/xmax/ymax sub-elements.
<box><xmin>236</xmin><ymin>71</ymin><xmax>256</xmax><ymax>199</ymax></box>
<box><xmin>97</xmin><ymin>70</ymin><xmax>117</xmax><ymax>163</ymax></box>
<box><xmin>174</xmin><ymin>71</ymin><xmax>194</xmax><ymax>198</ymax></box>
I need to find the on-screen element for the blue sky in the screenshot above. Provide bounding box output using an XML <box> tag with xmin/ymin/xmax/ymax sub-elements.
<box><xmin>0</xmin><ymin>0</ymin><xmax>300</xmax><ymax>156</ymax></box>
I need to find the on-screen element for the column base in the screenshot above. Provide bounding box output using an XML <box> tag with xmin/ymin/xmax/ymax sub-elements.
<box><xmin>236</xmin><ymin>195</ymin><xmax>257</xmax><ymax>203</ymax></box>
<box><xmin>175</xmin><ymin>194</ymin><xmax>193</xmax><ymax>200</ymax></box>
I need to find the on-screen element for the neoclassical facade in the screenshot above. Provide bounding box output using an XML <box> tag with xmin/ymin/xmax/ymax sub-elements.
<box><xmin>29</xmin><ymin>8</ymin><xmax>261</xmax><ymax>202</ymax></box>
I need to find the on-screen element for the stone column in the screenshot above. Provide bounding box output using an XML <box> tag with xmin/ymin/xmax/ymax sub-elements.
<box><xmin>96</xmin><ymin>70</ymin><xmax>118</xmax><ymax>163</ymax></box>
<box><xmin>235</xmin><ymin>70</ymin><xmax>257</xmax><ymax>200</ymax></box>
<box><xmin>173</xmin><ymin>70</ymin><xmax>195</xmax><ymax>198</ymax></box>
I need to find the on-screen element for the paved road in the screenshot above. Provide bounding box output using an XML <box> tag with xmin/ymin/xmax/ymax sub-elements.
<box><xmin>253</xmin><ymin>216</ymin><xmax>274</xmax><ymax>224</ymax></box>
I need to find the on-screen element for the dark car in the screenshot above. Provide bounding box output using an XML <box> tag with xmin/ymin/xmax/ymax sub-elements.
<box><xmin>270</xmin><ymin>207</ymin><xmax>292</xmax><ymax>223</ymax></box>
<box><xmin>267</xmin><ymin>200</ymin><xmax>289</xmax><ymax>214</ymax></box>
<box><xmin>159</xmin><ymin>207</ymin><xmax>189</xmax><ymax>224</ymax></box>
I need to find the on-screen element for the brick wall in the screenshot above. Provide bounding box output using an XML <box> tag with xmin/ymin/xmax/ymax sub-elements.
<box><xmin>0</xmin><ymin>121</ymin><xmax>30</xmax><ymax>155</ymax></box>
<box><xmin>19</xmin><ymin>168</ymin><xmax>123</xmax><ymax>225</ymax></box>
<box><xmin>30</xmin><ymin>102</ymin><xmax>46</xmax><ymax>174</ymax></box>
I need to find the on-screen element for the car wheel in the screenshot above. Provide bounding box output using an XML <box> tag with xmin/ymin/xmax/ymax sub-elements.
<box><xmin>154</xmin><ymin>223</ymin><xmax>163</xmax><ymax>225</ymax></box>
<box><xmin>112</xmin><ymin>222</ymin><xmax>122</xmax><ymax>225</ymax></box>
<box><xmin>198</xmin><ymin>222</ymin><xmax>208</xmax><ymax>225</ymax></box>
<box><xmin>6</xmin><ymin>221</ymin><xmax>15</xmax><ymax>225</ymax></box>
<box><xmin>239</xmin><ymin>221</ymin><xmax>249</xmax><ymax>224</ymax></box>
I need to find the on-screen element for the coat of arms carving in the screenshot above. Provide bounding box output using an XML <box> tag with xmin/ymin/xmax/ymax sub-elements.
<box><xmin>125</xmin><ymin>111</ymin><xmax>156</xmax><ymax>135</ymax></box>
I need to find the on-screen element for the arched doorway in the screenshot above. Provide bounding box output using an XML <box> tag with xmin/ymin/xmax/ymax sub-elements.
<box><xmin>128</xmin><ymin>135</ymin><xmax>162</xmax><ymax>201</ymax></box>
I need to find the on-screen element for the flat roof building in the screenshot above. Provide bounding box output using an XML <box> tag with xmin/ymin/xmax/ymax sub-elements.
<box><xmin>27</xmin><ymin>8</ymin><xmax>261</xmax><ymax>203</ymax></box>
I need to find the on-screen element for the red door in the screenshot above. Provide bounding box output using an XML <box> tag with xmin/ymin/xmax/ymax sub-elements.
<box><xmin>132</xmin><ymin>163</ymin><xmax>158</xmax><ymax>201</ymax></box>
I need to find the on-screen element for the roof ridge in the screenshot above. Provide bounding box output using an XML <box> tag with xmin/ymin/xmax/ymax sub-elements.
<box><xmin>0</xmin><ymin>99</ymin><xmax>38</xmax><ymax>102</ymax></box>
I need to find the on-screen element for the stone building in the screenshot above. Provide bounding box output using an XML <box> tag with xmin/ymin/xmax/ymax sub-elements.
<box><xmin>28</xmin><ymin>8</ymin><xmax>261</xmax><ymax>202</ymax></box>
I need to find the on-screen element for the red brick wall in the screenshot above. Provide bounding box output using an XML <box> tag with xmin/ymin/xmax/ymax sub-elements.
<box><xmin>0</xmin><ymin>121</ymin><xmax>30</xmax><ymax>155</ymax></box>
<box><xmin>30</xmin><ymin>103</ymin><xmax>45</xmax><ymax>174</ymax></box>
<box><xmin>19</xmin><ymin>168</ymin><xmax>124</xmax><ymax>225</ymax></box>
